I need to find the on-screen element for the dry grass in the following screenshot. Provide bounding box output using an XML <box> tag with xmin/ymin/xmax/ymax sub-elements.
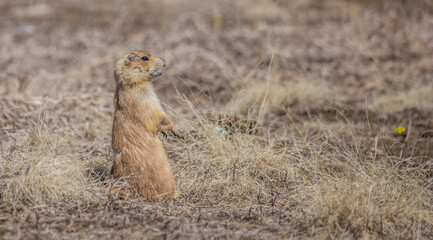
<box><xmin>0</xmin><ymin>0</ymin><xmax>432</xmax><ymax>239</ymax></box>
<box><xmin>171</xmin><ymin>103</ymin><xmax>433</xmax><ymax>238</ymax></box>
<box><xmin>232</xmin><ymin>81</ymin><xmax>335</xmax><ymax>117</ymax></box>
<box><xmin>296</xmin><ymin>138</ymin><xmax>432</xmax><ymax>238</ymax></box>
<box><xmin>0</xmin><ymin>108</ymin><xmax>95</xmax><ymax>204</ymax></box>
<box><xmin>370</xmin><ymin>86</ymin><xmax>433</xmax><ymax>114</ymax></box>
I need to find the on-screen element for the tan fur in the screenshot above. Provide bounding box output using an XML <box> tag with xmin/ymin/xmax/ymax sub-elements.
<box><xmin>111</xmin><ymin>51</ymin><xmax>180</xmax><ymax>200</ymax></box>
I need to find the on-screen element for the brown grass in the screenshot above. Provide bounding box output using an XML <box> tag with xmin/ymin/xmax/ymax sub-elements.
<box><xmin>370</xmin><ymin>86</ymin><xmax>433</xmax><ymax>114</ymax></box>
<box><xmin>232</xmin><ymin>81</ymin><xmax>335</xmax><ymax>117</ymax></box>
<box><xmin>0</xmin><ymin>112</ymin><xmax>93</xmax><ymax>204</ymax></box>
<box><xmin>171</xmin><ymin>102</ymin><xmax>432</xmax><ymax>238</ymax></box>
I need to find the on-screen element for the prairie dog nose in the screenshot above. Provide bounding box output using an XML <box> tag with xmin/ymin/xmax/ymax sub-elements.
<box><xmin>160</xmin><ymin>58</ymin><xmax>166</xmax><ymax>67</ymax></box>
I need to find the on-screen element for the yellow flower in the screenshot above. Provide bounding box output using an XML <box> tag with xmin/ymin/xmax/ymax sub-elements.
<box><xmin>395</xmin><ymin>126</ymin><xmax>406</xmax><ymax>135</ymax></box>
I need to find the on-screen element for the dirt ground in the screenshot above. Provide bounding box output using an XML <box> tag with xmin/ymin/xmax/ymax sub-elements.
<box><xmin>0</xmin><ymin>0</ymin><xmax>432</xmax><ymax>239</ymax></box>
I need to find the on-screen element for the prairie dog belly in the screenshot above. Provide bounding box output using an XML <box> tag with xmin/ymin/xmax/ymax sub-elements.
<box><xmin>139</xmin><ymin>86</ymin><xmax>164</xmax><ymax>110</ymax></box>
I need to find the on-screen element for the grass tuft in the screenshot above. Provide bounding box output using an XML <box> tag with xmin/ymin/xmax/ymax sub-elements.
<box><xmin>0</xmin><ymin>118</ymin><xmax>93</xmax><ymax>205</ymax></box>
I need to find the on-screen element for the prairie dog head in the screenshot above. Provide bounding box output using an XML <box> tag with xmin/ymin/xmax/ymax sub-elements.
<box><xmin>115</xmin><ymin>51</ymin><xmax>166</xmax><ymax>87</ymax></box>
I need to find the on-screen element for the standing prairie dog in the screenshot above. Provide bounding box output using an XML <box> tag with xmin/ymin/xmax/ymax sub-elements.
<box><xmin>111</xmin><ymin>51</ymin><xmax>181</xmax><ymax>200</ymax></box>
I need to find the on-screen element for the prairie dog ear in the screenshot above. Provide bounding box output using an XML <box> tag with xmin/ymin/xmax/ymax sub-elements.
<box><xmin>123</xmin><ymin>59</ymin><xmax>131</xmax><ymax>67</ymax></box>
<box><xmin>127</xmin><ymin>54</ymin><xmax>138</xmax><ymax>62</ymax></box>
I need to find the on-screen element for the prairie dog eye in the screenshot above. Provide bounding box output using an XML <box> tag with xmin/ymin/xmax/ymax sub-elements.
<box><xmin>141</xmin><ymin>56</ymin><xmax>149</xmax><ymax>61</ymax></box>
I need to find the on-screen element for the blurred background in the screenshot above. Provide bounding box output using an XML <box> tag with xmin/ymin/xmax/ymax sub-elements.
<box><xmin>1</xmin><ymin>0</ymin><xmax>433</xmax><ymax>159</ymax></box>
<box><xmin>2</xmin><ymin>0</ymin><xmax>432</xmax><ymax>105</ymax></box>
<box><xmin>2</xmin><ymin>0</ymin><xmax>433</xmax><ymax>153</ymax></box>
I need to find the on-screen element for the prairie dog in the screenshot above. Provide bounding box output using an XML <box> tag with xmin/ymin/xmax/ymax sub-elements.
<box><xmin>111</xmin><ymin>51</ymin><xmax>180</xmax><ymax>200</ymax></box>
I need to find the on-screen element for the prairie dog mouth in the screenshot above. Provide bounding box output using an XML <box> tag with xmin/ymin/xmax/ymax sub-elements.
<box><xmin>150</xmin><ymin>68</ymin><xmax>165</xmax><ymax>81</ymax></box>
<box><xmin>151</xmin><ymin>68</ymin><xmax>164</xmax><ymax>77</ymax></box>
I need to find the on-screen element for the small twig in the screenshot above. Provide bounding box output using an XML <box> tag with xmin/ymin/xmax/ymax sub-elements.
<box><xmin>269</xmin><ymin>196</ymin><xmax>277</xmax><ymax>207</ymax></box>
<box><xmin>248</xmin><ymin>207</ymin><xmax>253</xmax><ymax>218</ymax></box>
<box><xmin>66</xmin><ymin>219</ymin><xmax>74</xmax><ymax>229</ymax></box>
<box><xmin>128</xmin><ymin>200</ymin><xmax>134</xmax><ymax>211</ymax></box>
<box><xmin>232</xmin><ymin>163</ymin><xmax>236</xmax><ymax>181</ymax></box>
<box><xmin>170</xmin><ymin>129</ymin><xmax>184</xmax><ymax>140</ymax></box>
<box><xmin>257</xmin><ymin>195</ymin><xmax>263</xmax><ymax>205</ymax></box>
<box><xmin>205</xmin><ymin>197</ymin><xmax>213</xmax><ymax>207</ymax></box>
<box><xmin>197</xmin><ymin>207</ymin><xmax>202</xmax><ymax>222</ymax></box>
<box><xmin>77</xmin><ymin>202</ymin><xmax>82</xmax><ymax>219</ymax></box>
<box><xmin>402</xmin><ymin>219</ymin><xmax>413</xmax><ymax>239</ymax></box>
<box><xmin>108</xmin><ymin>181</ymin><xmax>112</xmax><ymax>203</ymax></box>
<box><xmin>34</xmin><ymin>212</ymin><xmax>39</xmax><ymax>229</ymax></box>
<box><xmin>105</xmin><ymin>181</ymin><xmax>113</xmax><ymax>214</ymax></box>
<box><xmin>104</xmin><ymin>202</ymin><xmax>110</xmax><ymax>214</ymax></box>
<box><xmin>380</xmin><ymin>215</ymin><xmax>384</xmax><ymax>240</ymax></box>
<box><xmin>366</xmin><ymin>219</ymin><xmax>369</xmax><ymax>233</ymax></box>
